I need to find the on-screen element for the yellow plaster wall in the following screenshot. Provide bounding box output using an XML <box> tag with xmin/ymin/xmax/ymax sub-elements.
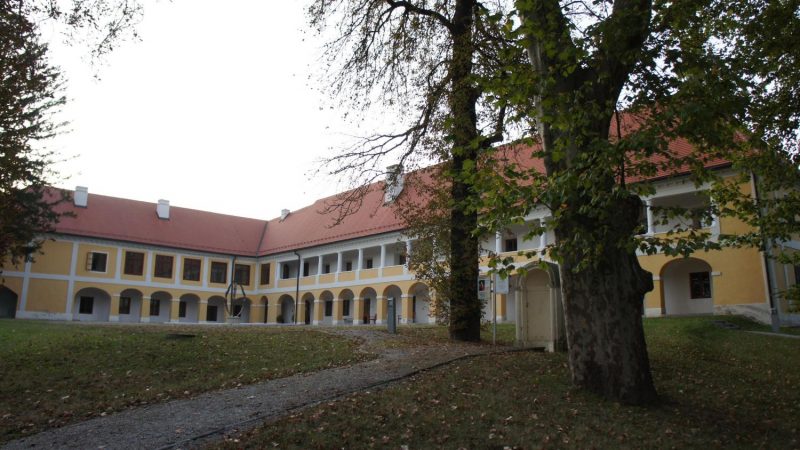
<box><xmin>0</xmin><ymin>277</ymin><xmax>23</xmax><ymax>297</ymax></box>
<box><xmin>277</xmin><ymin>279</ymin><xmax>296</xmax><ymax>289</ymax></box>
<box><xmin>338</xmin><ymin>271</ymin><xmax>355</xmax><ymax>282</ymax></box>
<box><xmin>318</xmin><ymin>273</ymin><xmax>335</xmax><ymax>284</ymax></box>
<box><xmin>381</xmin><ymin>266</ymin><xmax>404</xmax><ymax>277</ymax></box>
<box><xmin>359</xmin><ymin>268</ymin><xmax>379</xmax><ymax>280</ymax></box>
<box><xmin>300</xmin><ymin>276</ymin><xmax>316</xmax><ymax>286</ymax></box>
<box><xmin>76</xmin><ymin>243</ymin><xmax>118</xmax><ymax>279</ymax></box>
<box><xmin>25</xmin><ymin>279</ymin><xmax>68</xmax><ymax>313</ymax></box>
<box><xmin>31</xmin><ymin>240</ymin><xmax>72</xmax><ymax>275</ymax></box>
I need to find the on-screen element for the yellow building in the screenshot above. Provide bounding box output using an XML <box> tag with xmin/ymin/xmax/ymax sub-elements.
<box><xmin>1</xmin><ymin>162</ymin><xmax>797</xmax><ymax>351</ymax></box>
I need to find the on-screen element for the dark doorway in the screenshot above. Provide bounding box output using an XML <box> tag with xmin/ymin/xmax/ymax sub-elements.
<box><xmin>0</xmin><ymin>287</ymin><xmax>18</xmax><ymax>318</ymax></box>
<box><xmin>304</xmin><ymin>300</ymin><xmax>312</xmax><ymax>324</ymax></box>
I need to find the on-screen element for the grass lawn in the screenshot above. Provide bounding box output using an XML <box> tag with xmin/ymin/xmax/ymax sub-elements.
<box><xmin>219</xmin><ymin>316</ymin><xmax>800</xmax><ymax>449</ymax></box>
<box><xmin>0</xmin><ymin>320</ymin><xmax>367</xmax><ymax>443</ymax></box>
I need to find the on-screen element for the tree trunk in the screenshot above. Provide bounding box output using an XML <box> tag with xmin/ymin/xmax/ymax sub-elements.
<box><xmin>556</xmin><ymin>194</ymin><xmax>658</xmax><ymax>404</ymax></box>
<box><xmin>448</xmin><ymin>0</ymin><xmax>481</xmax><ymax>341</ymax></box>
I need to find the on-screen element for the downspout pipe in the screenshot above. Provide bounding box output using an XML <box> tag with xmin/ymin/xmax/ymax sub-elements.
<box><xmin>294</xmin><ymin>251</ymin><xmax>301</xmax><ymax>325</ymax></box>
<box><xmin>752</xmin><ymin>172</ymin><xmax>781</xmax><ymax>332</ymax></box>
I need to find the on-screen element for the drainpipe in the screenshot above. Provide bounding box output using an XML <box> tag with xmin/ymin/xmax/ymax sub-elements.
<box><xmin>752</xmin><ymin>172</ymin><xmax>781</xmax><ymax>332</ymax></box>
<box><xmin>294</xmin><ymin>251</ymin><xmax>301</xmax><ymax>325</ymax></box>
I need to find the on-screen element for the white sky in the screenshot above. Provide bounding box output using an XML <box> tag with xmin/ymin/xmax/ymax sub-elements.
<box><xmin>46</xmin><ymin>1</ymin><xmax>363</xmax><ymax>220</ymax></box>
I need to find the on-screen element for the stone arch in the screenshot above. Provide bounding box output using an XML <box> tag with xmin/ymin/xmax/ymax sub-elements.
<box><xmin>178</xmin><ymin>293</ymin><xmax>200</xmax><ymax>323</ymax></box>
<box><xmin>261</xmin><ymin>296</ymin><xmax>269</xmax><ymax>323</ymax></box>
<box><xmin>149</xmin><ymin>291</ymin><xmax>173</xmax><ymax>323</ymax></box>
<box><xmin>302</xmin><ymin>292</ymin><xmax>315</xmax><ymax>325</ymax></box>
<box><xmin>359</xmin><ymin>287</ymin><xmax>378</xmax><ymax>324</ymax></box>
<box><xmin>661</xmin><ymin>257</ymin><xmax>714</xmax><ymax>315</ymax></box>
<box><xmin>383</xmin><ymin>284</ymin><xmax>403</xmax><ymax>324</ymax></box>
<box><xmin>73</xmin><ymin>287</ymin><xmax>112</xmax><ymax>322</ymax></box>
<box><xmin>231</xmin><ymin>297</ymin><xmax>251</xmax><ymax>323</ymax></box>
<box><xmin>408</xmin><ymin>282</ymin><xmax>432</xmax><ymax>324</ymax></box>
<box><xmin>338</xmin><ymin>289</ymin><xmax>354</xmax><ymax>322</ymax></box>
<box><xmin>278</xmin><ymin>294</ymin><xmax>294</xmax><ymax>324</ymax></box>
<box><xmin>118</xmin><ymin>288</ymin><xmax>143</xmax><ymax>323</ymax></box>
<box><xmin>0</xmin><ymin>286</ymin><xmax>18</xmax><ymax>319</ymax></box>
<box><xmin>206</xmin><ymin>295</ymin><xmax>227</xmax><ymax>323</ymax></box>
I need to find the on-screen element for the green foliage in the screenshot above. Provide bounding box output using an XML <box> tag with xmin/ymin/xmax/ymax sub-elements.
<box><xmin>0</xmin><ymin>6</ymin><xmax>67</xmax><ymax>266</ymax></box>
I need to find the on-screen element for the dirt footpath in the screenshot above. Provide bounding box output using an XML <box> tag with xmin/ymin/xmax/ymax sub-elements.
<box><xmin>3</xmin><ymin>329</ymin><xmax>509</xmax><ymax>450</ymax></box>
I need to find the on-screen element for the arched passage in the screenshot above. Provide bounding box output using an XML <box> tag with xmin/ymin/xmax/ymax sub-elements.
<box><xmin>383</xmin><ymin>284</ymin><xmax>403</xmax><ymax>324</ymax></box>
<box><xmin>516</xmin><ymin>265</ymin><xmax>564</xmax><ymax>352</ymax></box>
<box><xmin>408</xmin><ymin>282</ymin><xmax>432</xmax><ymax>324</ymax></box>
<box><xmin>338</xmin><ymin>289</ymin><xmax>354</xmax><ymax>324</ymax></box>
<box><xmin>320</xmin><ymin>290</ymin><xmax>334</xmax><ymax>325</ymax></box>
<box><xmin>179</xmin><ymin>293</ymin><xmax>200</xmax><ymax>323</ymax></box>
<box><xmin>278</xmin><ymin>294</ymin><xmax>294</xmax><ymax>324</ymax></box>
<box><xmin>261</xmin><ymin>296</ymin><xmax>269</xmax><ymax>323</ymax></box>
<box><xmin>73</xmin><ymin>287</ymin><xmax>111</xmax><ymax>322</ymax></box>
<box><xmin>0</xmin><ymin>286</ymin><xmax>18</xmax><ymax>319</ymax></box>
<box><xmin>661</xmin><ymin>257</ymin><xmax>714</xmax><ymax>315</ymax></box>
<box><xmin>118</xmin><ymin>288</ymin><xmax>143</xmax><ymax>323</ymax></box>
<box><xmin>149</xmin><ymin>291</ymin><xmax>173</xmax><ymax>323</ymax></box>
<box><xmin>358</xmin><ymin>287</ymin><xmax>378</xmax><ymax>325</ymax></box>
<box><xmin>231</xmin><ymin>297</ymin><xmax>251</xmax><ymax>323</ymax></box>
<box><xmin>206</xmin><ymin>295</ymin><xmax>226</xmax><ymax>323</ymax></box>
<box><xmin>302</xmin><ymin>292</ymin><xmax>315</xmax><ymax>325</ymax></box>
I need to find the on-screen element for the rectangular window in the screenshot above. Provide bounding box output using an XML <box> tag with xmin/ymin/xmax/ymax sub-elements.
<box><xmin>303</xmin><ymin>262</ymin><xmax>310</xmax><ymax>277</ymax></box>
<box><xmin>504</xmin><ymin>238</ymin><xmax>518</xmax><ymax>252</ymax></box>
<box><xmin>149</xmin><ymin>299</ymin><xmax>160</xmax><ymax>316</ymax></box>
<box><xmin>399</xmin><ymin>254</ymin><xmax>407</xmax><ymax>266</ymax></box>
<box><xmin>345</xmin><ymin>261</ymin><xmax>352</xmax><ymax>271</ymax></box>
<box><xmin>689</xmin><ymin>272</ymin><xmax>712</xmax><ymax>299</ymax></box>
<box><xmin>343</xmin><ymin>299</ymin><xmax>351</xmax><ymax>316</ymax></box>
<box><xmin>234</xmin><ymin>264</ymin><xmax>251</xmax><ymax>285</ymax></box>
<box><xmin>124</xmin><ymin>251</ymin><xmax>144</xmax><ymax>276</ymax></box>
<box><xmin>325</xmin><ymin>300</ymin><xmax>333</xmax><ymax>316</ymax></box>
<box><xmin>79</xmin><ymin>296</ymin><xmax>94</xmax><ymax>314</ymax></box>
<box><xmin>282</xmin><ymin>263</ymin><xmax>290</xmax><ymax>279</ymax></box>
<box><xmin>207</xmin><ymin>305</ymin><xmax>218</xmax><ymax>322</ymax></box>
<box><xmin>154</xmin><ymin>255</ymin><xmax>174</xmax><ymax>278</ymax></box>
<box><xmin>178</xmin><ymin>301</ymin><xmax>187</xmax><ymax>318</ymax></box>
<box><xmin>183</xmin><ymin>258</ymin><xmax>201</xmax><ymax>281</ymax></box>
<box><xmin>260</xmin><ymin>263</ymin><xmax>271</xmax><ymax>285</ymax></box>
<box><xmin>366</xmin><ymin>258</ymin><xmax>373</xmax><ymax>269</ymax></box>
<box><xmin>119</xmin><ymin>296</ymin><xmax>131</xmax><ymax>315</ymax></box>
<box><xmin>86</xmin><ymin>252</ymin><xmax>107</xmax><ymax>272</ymax></box>
<box><xmin>210</xmin><ymin>261</ymin><xmax>227</xmax><ymax>284</ymax></box>
<box><xmin>324</xmin><ymin>263</ymin><xmax>330</xmax><ymax>274</ymax></box>
<box><xmin>794</xmin><ymin>265</ymin><xmax>800</xmax><ymax>285</ymax></box>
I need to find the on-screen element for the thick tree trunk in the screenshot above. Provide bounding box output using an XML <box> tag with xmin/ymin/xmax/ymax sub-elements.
<box><xmin>448</xmin><ymin>0</ymin><xmax>481</xmax><ymax>341</ymax></box>
<box><xmin>556</xmin><ymin>194</ymin><xmax>658</xmax><ymax>405</ymax></box>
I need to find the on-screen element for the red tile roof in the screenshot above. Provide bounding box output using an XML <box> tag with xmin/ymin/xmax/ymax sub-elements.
<box><xmin>49</xmin><ymin>117</ymin><xmax>731</xmax><ymax>256</ymax></box>
<box><xmin>51</xmin><ymin>191</ymin><xmax>268</xmax><ymax>256</ymax></box>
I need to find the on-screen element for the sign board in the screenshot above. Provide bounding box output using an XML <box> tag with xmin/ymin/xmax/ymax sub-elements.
<box><xmin>477</xmin><ymin>277</ymin><xmax>488</xmax><ymax>300</ymax></box>
<box><xmin>494</xmin><ymin>275</ymin><xmax>509</xmax><ymax>294</ymax></box>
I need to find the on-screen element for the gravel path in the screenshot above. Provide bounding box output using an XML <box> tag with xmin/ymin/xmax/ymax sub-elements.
<box><xmin>3</xmin><ymin>329</ymin><xmax>509</xmax><ymax>450</ymax></box>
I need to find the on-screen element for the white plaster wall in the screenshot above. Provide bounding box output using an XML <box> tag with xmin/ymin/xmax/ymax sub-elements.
<box><xmin>662</xmin><ymin>259</ymin><xmax>713</xmax><ymax>315</ymax></box>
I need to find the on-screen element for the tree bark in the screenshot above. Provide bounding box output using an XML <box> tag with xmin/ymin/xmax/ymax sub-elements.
<box><xmin>556</xmin><ymin>194</ymin><xmax>658</xmax><ymax>404</ymax></box>
<box><xmin>448</xmin><ymin>0</ymin><xmax>482</xmax><ymax>341</ymax></box>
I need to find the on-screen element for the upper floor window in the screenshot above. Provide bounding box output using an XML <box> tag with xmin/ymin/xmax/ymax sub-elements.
<box><xmin>504</xmin><ymin>237</ymin><xmax>518</xmax><ymax>252</ymax></box>
<box><xmin>303</xmin><ymin>261</ymin><xmax>310</xmax><ymax>277</ymax></box>
<box><xmin>282</xmin><ymin>263</ymin><xmax>290</xmax><ymax>279</ymax></box>
<box><xmin>234</xmin><ymin>264</ymin><xmax>251</xmax><ymax>285</ymax></box>
<box><xmin>210</xmin><ymin>262</ymin><xmax>227</xmax><ymax>284</ymax></box>
<box><xmin>345</xmin><ymin>261</ymin><xmax>353</xmax><ymax>271</ymax></box>
<box><xmin>398</xmin><ymin>253</ymin><xmax>407</xmax><ymax>266</ymax></box>
<box><xmin>324</xmin><ymin>263</ymin><xmax>331</xmax><ymax>274</ymax></box>
<box><xmin>154</xmin><ymin>255</ymin><xmax>174</xmax><ymax>278</ymax></box>
<box><xmin>183</xmin><ymin>258</ymin><xmax>201</xmax><ymax>281</ymax></box>
<box><xmin>365</xmin><ymin>258</ymin><xmax>373</xmax><ymax>269</ymax></box>
<box><xmin>123</xmin><ymin>251</ymin><xmax>144</xmax><ymax>275</ymax></box>
<box><xmin>86</xmin><ymin>252</ymin><xmax>107</xmax><ymax>272</ymax></box>
<box><xmin>260</xmin><ymin>263</ymin><xmax>271</xmax><ymax>285</ymax></box>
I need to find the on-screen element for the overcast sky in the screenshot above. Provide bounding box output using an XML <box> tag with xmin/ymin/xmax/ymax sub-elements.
<box><xmin>45</xmin><ymin>1</ymin><xmax>362</xmax><ymax>220</ymax></box>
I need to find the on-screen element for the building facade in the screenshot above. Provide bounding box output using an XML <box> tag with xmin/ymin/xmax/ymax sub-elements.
<box><xmin>1</xmin><ymin>160</ymin><xmax>798</xmax><ymax>350</ymax></box>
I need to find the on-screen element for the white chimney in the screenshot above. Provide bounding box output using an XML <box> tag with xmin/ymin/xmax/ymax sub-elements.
<box><xmin>280</xmin><ymin>209</ymin><xmax>290</xmax><ymax>221</ymax></box>
<box><xmin>384</xmin><ymin>164</ymin><xmax>405</xmax><ymax>203</ymax></box>
<box><xmin>74</xmin><ymin>186</ymin><xmax>88</xmax><ymax>207</ymax></box>
<box><xmin>156</xmin><ymin>199</ymin><xmax>170</xmax><ymax>220</ymax></box>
